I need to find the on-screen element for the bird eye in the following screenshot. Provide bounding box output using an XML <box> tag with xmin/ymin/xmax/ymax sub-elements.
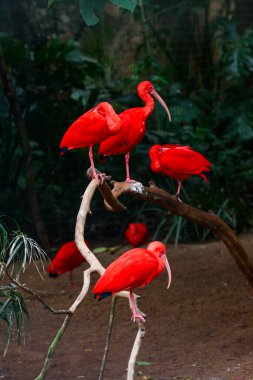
<box><xmin>96</xmin><ymin>106</ymin><xmax>105</xmax><ymax>115</ymax></box>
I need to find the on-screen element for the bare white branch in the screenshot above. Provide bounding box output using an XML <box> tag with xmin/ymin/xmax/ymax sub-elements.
<box><xmin>127</xmin><ymin>322</ymin><xmax>146</xmax><ymax>380</ymax></box>
<box><xmin>74</xmin><ymin>179</ymin><xmax>145</xmax><ymax>317</ymax></box>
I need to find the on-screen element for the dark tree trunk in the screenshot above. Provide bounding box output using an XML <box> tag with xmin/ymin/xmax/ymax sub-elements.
<box><xmin>0</xmin><ymin>42</ymin><xmax>50</xmax><ymax>251</ymax></box>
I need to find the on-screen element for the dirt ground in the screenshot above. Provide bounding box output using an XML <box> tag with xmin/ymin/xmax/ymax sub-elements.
<box><xmin>1</xmin><ymin>234</ymin><xmax>253</xmax><ymax>380</ymax></box>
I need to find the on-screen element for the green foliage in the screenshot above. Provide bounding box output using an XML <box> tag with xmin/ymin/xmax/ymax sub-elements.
<box><xmin>218</xmin><ymin>21</ymin><xmax>253</xmax><ymax>80</ymax></box>
<box><xmin>1</xmin><ymin>7</ymin><xmax>253</xmax><ymax>245</ymax></box>
<box><xmin>0</xmin><ymin>284</ymin><xmax>29</xmax><ymax>356</ymax></box>
<box><xmin>49</xmin><ymin>0</ymin><xmax>138</xmax><ymax>26</ymax></box>
<box><xmin>0</xmin><ymin>220</ymin><xmax>47</xmax><ymax>354</ymax></box>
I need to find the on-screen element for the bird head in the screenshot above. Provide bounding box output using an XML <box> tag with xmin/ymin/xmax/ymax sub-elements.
<box><xmin>147</xmin><ymin>241</ymin><xmax>172</xmax><ymax>289</ymax></box>
<box><xmin>95</xmin><ymin>102</ymin><xmax>121</xmax><ymax>134</ymax></box>
<box><xmin>137</xmin><ymin>81</ymin><xmax>171</xmax><ymax>122</ymax></box>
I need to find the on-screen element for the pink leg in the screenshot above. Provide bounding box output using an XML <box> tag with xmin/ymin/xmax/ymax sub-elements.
<box><xmin>125</xmin><ymin>152</ymin><xmax>131</xmax><ymax>182</ymax></box>
<box><xmin>69</xmin><ymin>271</ymin><xmax>74</xmax><ymax>288</ymax></box>
<box><xmin>176</xmin><ymin>180</ymin><xmax>182</xmax><ymax>196</ymax></box>
<box><xmin>89</xmin><ymin>146</ymin><xmax>98</xmax><ymax>179</ymax></box>
<box><xmin>129</xmin><ymin>291</ymin><xmax>146</xmax><ymax>323</ymax></box>
<box><xmin>175</xmin><ymin>181</ymin><xmax>183</xmax><ymax>202</ymax></box>
<box><xmin>125</xmin><ymin>152</ymin><xmax>138</xmax><ymax>183</ymax></box>
<box><xmin>89</xmin><ymin>146</ymin><xmax>105</xmax><ymax>183</ymax></box>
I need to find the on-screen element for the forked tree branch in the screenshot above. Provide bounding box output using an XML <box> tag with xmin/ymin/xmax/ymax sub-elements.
<box><xmin>35</xmin><ymin>178</ymin><xmax>145</xmax><ymax>380</ymax></box>
<box><xmin>97</xmin><ymin>178</ymin><xmax>253</xmax><ymax>287</ymax></box>
<box><xmin>75</xmin><ymin>178</ymin><xmax>145</xmax><ymax>315</ymax></box>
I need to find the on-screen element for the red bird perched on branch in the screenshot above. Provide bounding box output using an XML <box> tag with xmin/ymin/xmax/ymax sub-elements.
<box><xmin>125</xmin><ymin>222</ymin><xmax>149</xmax><ymax>247</ymax></box>
<box><xmin>47</xmin><ymin>241</ymin><xmax>87</xmax><ymax>287</ymax></box>
<box><xmin>149</xmin><ymin>144</ymin><xmax>212</xmax><ymax>198</ymax></box>
<box><xmin>99</xmin><ymin>81</ymin><xmax>171</xmax><ymax>182</ymax></box>
<box><xmin>60</xmin><ymin>102</ymin><xmax>122</xmax><ymax>181</ymax></box>
<box><xmin>93</xmin><ymin>241</ymin><xmax>171</xmax><ymax>322</ymax></box>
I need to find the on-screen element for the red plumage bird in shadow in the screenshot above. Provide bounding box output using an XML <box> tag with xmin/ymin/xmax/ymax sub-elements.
<box><xmin>124</xmin><ymin>223</ymin><xmax>149</xmax><ymax>247</ymax></box>
<box><xmin>93</xmin><ymin>241</ymin><xmax>171</xmax><ymax>322</ymax></box>
<box><xmin>47</xmin><ymin>241</ymin><xmax>87</xmax><ymax>287</ymax></box>
<box><xmin>99</xmin><ymin>81</ymin><xmax>171</xmax><ymax>182</ymax></box>
<box><xmin>60</xmin><ymin>102</ymin><xmax>122</xmax><ymax>181</ymax></box>
<box><xmin>149</xmin><ymin>144</ymin><xmax>212</xmax><ymax>198</ymax></box>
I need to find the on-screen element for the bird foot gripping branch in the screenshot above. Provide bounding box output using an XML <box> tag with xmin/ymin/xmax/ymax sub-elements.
<box><xmin>86</xmin><ymin>167</ymin><xmax>111</xmax><ymax>184</ymax></box>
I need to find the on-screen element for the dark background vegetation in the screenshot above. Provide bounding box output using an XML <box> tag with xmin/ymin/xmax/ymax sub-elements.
<box><xmin>0</xmin><ymin>0</ymin><xmax>253</xmax><ymax>250</ymax></box>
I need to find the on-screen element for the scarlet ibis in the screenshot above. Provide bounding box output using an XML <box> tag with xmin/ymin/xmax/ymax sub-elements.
<box><xmin>60</xmin><ymin>102</ymin><xmax>122</xmax><ymax>181</ymax></box>
<box><xmin>149</xmin><ymin>144</ymin><xmax>212</xmax><ymax>198</ymax></box>
<box><xmin>47</xmin><ymin>241</ymin><xmax>86</xmax><ymax>287</ymax></box>
<box><xmin>99</xmin><ymin>81</ymin><xmax>171</xmax><ymax>182</ymax></box>
<box><xmin>125</xmin><ymin>222</ymin><xmax>149</xmax><ymax>247</ymax></box>
<box><xmin>93</xmin><ymin>241</ymin><xmax>171</xmax><ymax>322</ymax></box>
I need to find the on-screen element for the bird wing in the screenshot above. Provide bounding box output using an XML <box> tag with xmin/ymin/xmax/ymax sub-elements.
<box><xmin>60</xmin><ymin>108</ymin><xmax>111</xmax><ymax>149</ymax></box>
<box><xmin>160</xmin><ymin>147</ymin><xmax>212</xmax><ymax>177</ymax></box>
<box><xmin>48</xmin><ymin>242</ymin><xmax>85</xmax><ymax>274</ymax></box>
<box><xmin>98</xmin><ymin>112</ymin><xmax>132</xmax><ymax>156</ymax></box>
<box><xmin>93</xmin><ymin>248</ymin><xmax>159</xmax><ymax>294</ymax></box>
<box><xmin>98</xmin><ymin>108</ymin><xmax>146</xmax><ymax>156</ymax></box>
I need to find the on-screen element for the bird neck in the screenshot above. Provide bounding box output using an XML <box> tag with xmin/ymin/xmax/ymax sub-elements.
<box><xmin>105</xmin><ymin>110</ymin><xmax>121</xmax><ymax>134</ymax></box>
<box><xmin>137</xmin><ymin>91</ymin><xmax>155</xmax><ymax>118</ymax></box>
<box><xmin>150</xmin><ymin>155</ymin><xmax>161</xmax><ymax>173</ymax></box>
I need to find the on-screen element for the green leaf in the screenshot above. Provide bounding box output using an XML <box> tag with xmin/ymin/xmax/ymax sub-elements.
<box><xmin>48</xmin><ymin>0</ymin><xmax>56</xmax><ymax>7</ymax></box>
<box><xmin>136</xmin><ymin>361</ymin><xmax>152</xmax><ymax>366</ymax></box>
<box><xmin>110</xmin><ymin>0</ymin><xmax>137</xmax><ymax>12</ymax></box>
<box><xmin>93</xmin><ymin>247</ymin><xmax>108</xmax><ymax>254</ymax></box>
<box><xmin>79</xmin><ymin>0</ymin><xmax>99</xmax><ymax>26</ymax></box>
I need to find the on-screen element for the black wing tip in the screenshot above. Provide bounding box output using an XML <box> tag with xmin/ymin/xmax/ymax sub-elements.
<box><xmin>60</xmin><ymin>146</ymin><xmax>69</xmax><ymax>155</ymax></box>
<box><xmin>48</xmin><ymin>272</ymin><xmax>59</xmax><ymax>278</ymax></box>
<box><xmin>94</xmin><ymin>292</ymin><xmax>112</xmax><ymax>301</ymax></box>
<box><xmin>202</xmin><ymin>170</ymin><xmax>213</xmax><ymax>177</ymax></box>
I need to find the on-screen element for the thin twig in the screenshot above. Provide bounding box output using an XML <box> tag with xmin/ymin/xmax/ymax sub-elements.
<box><xmin>3</xmin><ymin>264</ymin><xmax>71</xmax><ymax>315</ymax></box>
<box><xmin>127</xmin><ymin>322</ymin><xmax>145</xmax><ymax>380</ymax></box>
<box><xmin>98</xmin><ymin>296</ymin><xmax>117</xmax><ymax>380</ymax></box>
<box><xmin>34</xmin><ymin>268</ymin><xmax>93</xmax><ymax>380</ymax></box>
<box><xmin>34</xmin><ymin>315</ymin><xmax>71</xmax><ymax>380</ymax></box>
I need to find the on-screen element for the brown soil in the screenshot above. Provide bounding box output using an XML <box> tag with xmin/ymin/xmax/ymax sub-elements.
<box><xmin>1</xmin><ymin>234</ymin><xmax>253</xmax><ymax>380</ymax></box>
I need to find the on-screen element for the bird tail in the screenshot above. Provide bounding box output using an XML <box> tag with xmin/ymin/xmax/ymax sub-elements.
<box><xmin>201</xmin><ymin>170</ymin><xmax>213</xmax><ymax>182</ymax></box>
<box><xmin>94</xmin><ymin>291</ymin><xmax>112</xmax><ymax>301</ymax></box>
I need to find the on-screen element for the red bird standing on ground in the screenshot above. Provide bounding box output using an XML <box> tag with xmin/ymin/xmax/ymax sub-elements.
<box><xmin>149</xmin><ymin>144</ymin><xmax>212</xmax><ymax>198</ymax></box>
<box><xmin>99</xmin><ymin>81</ymin><xmax>171</xmax><ymax>182</ymax></box>
<box><xmin>47</xmin><ymin>241</ymin><xmax>86</xmax><ymax>287</ymax></box>
<box><xmin>125</xmin><ymin>222</ymin><xmax>149</xmax><ymax>247</ymax></box>
<box><xmin>60</xmin><ymin>102</ymin><xmax>122</xmax><ymax>181</ymax></box>
<box><xmin>93</xmin><ymin>241</ymin><xmax>171</xmax><ymax>322</ymax></box>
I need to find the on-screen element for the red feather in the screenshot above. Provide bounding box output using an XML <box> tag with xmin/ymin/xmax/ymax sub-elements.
<box><xmin>124</xmin><ymin>223</ymin><xmax>149</xmax><ymax>247</ymax></box>
<box><xmin>47</xmin><ymin>241</ymin><xmax>88</xmax><ymax>276</ymax></box>
<box><xmin>149</xmin><ymin>144</ymin><xmax>212</xmax><ymax>196</ymax></box>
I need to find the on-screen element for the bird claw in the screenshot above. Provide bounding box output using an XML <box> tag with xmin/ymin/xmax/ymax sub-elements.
<box><xmin>174</xmin><ymin>194</ymin><xmax>183</xmax><ymax>203</ymax></box>
<box><xmin>125</xmin><ymin>178</ymin><xmax>139</xmax><ymax>184</ymax></box>
<box><xmin>94</xmin><ymin>172</ymin><xmax>106</xmax><ymax>184</ymax></box>
<box><xmin>131</xmin><ymin>313</ymin><xmax>146</xmax><ymax>323</ymax></box>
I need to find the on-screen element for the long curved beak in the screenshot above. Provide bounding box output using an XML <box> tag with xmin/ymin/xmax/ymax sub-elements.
<box><xmin>150</xmin><ymin>89</ymin><xmax>172</xmax><ymax>122</ymax></box>
<box><xmin>162</xmin><ymin>254</ymin><xmax>172</xmax><ymax>289</ymax></box>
